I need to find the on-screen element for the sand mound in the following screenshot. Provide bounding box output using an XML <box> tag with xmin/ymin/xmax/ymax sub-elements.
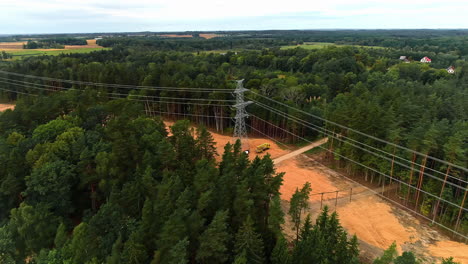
<box><xmin>428</xmin><ymin>241</ymin><xmax>468</xmax><ymax>263</ymax></box>
<box><xmin>336</xmin><ymin>196</ymin><xmax>419</xmax><ymax>252</ymax></box>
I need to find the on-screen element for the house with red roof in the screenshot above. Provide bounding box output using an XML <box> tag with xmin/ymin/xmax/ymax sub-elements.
<box><xmin>447</xmin><ymin>66</ymin><xmax>455</xmax><ymax>74</ymax></box>
<box><xmin>420</xmin><ymin>56</ymin><xmax>432</xmax><ymax>63</ymax></box>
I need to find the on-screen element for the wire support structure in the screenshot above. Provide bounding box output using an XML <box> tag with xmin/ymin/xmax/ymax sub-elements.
<box><xmin>0</xmin><ymin>70</ymin><xmax>235</xmax><ymax>93</ymax></box>
<box><xmin>0</xmin><ymin>77</ymin><xmax>236</xmax><ymax>103</ymax></box>
<box><xmin>250</xmin><ymin>98</ymin><xmax>466</xmax><ymax>184</ymax></box>
<box><xmin>249</xmin><ymin>114</ymin><xmax>468</xmax><ymax>239</ymax></box>
<box><xmin>248</xmin><ymin>98</ymin><xmax>468</xmax><ymax>189</ymax></box>
<box><xmin>249</xmin><ymin>90</ymin><xmax>468</xmax><ymax>173</ymax></box>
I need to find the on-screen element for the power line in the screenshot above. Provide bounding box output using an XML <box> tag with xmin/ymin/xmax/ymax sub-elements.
<box><xmin>145</xmin><ymin>110</ymin><xmax>232</xmax><ymax>120</ymax></box>
<box><xmin>0</xmin><ymin>78</ymin><xmax>236</xmax><ymax>103</ymax></box>
<box><xmin>249</xmin><ymin>102</ymin><xmax>468</xmax><ymax>189</ymax></box>
<box><xmin>249</xmin><ymin>91</ymin><xmax>468</xmax><ymax>173</ymax></box>
<box><xmin>252</xmin><ymin>114</ymin><xmax>468</xmax><ymax>213</ymax></box>
<box><xmin>0</xmin><ymin>87</ymin><xmax>38</xmax><ymax>96</ymax></box>
<box><xmin>250</xmin><ymin>99</ymin><xmax>468</xmax><ymax>185</ymax></box>
<box><xmin>0</xmin><ymin>70</ymin><xmax>234</xmax><ymax>92</ymax></box>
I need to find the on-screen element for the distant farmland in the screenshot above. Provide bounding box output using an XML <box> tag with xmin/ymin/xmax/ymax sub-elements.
<box><xmin>0</xmin><ymin>39</ymin><xmax>109</xmax><ymax>60</ymax></box>
<box><xmin>281</xmin><ymin>42</ymin><xmax>387</xmax><ymax>50</ymax></box>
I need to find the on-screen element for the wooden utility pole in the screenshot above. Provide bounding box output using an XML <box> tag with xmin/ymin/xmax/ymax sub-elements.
<box><xmin>432</xmin><ymin>165</ymin><xmax>451</xmax><ymax>223</ymax></box>
<box><xmin>406</xmin><ymin>153</ymin><xmax>417</xmax><ymax>206</ymax></box>
<box><xmin>455</xmin><ymin>188</ymin><xmax>467</xmax><ymax>231</ymax></box>
<box><xmin>415</xmin><ymin>155</ymin><xmax>428</xmax><ymax>210</ymax></box>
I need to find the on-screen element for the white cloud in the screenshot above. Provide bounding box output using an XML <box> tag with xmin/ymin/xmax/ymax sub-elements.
<box><xmin>0</xmin><ymin>0</ymin><xmax>467</xmax><ymax>33</ymax></box>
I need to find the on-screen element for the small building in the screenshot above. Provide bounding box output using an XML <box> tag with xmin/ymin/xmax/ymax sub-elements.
<box><xmin>420</xmin><ymin>56</ymin><xmax>432</xmax><ymax>63</ymax></box>
<box><xmin>447</xmin><ymin>66</ymin><xmax>455</xmax><ymax>74</ymax></box>
<box><xmin>399</xmin><ymin>56</ymin><xmax>410</xmax><ymax>63</ymax></box>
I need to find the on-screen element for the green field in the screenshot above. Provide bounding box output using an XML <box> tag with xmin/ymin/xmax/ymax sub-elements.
<box><xmin>281</xmin><ymin>42</ymin><xmax>386</xmax><ymax>50</ymax></box>
<box><xmin>4</xmin><ymin>47</ymin><xmax>110</xmax><ymax>60</ymax></box>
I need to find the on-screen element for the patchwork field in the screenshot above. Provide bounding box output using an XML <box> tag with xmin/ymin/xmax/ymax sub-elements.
<box><xmin>0</xmin><ymin>39</ymin><xmax>109</xmax><ymax>60</ymax></box>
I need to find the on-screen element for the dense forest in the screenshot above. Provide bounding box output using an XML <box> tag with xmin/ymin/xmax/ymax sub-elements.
<box><xmin>0</xmin><ymin>30</ymin><xmax>466</xmax><ymax>263</ymax></box>
<box><xmin>0</xmin><ymin>92</ymin><xmax>364</xmax><ymax>263</ymax></box>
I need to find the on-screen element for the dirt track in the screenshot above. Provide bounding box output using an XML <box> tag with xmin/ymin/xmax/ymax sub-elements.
<box><xmin>273</xmin><ymin>137</ymin><xmax>328</xmax><ymax>165</ymax></box>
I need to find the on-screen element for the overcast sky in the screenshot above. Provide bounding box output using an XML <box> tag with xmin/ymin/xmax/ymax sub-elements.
<box><xmin>1</xmin><ymin>0</ymin><xmax>467</xmax><ymax>34</ymax></box>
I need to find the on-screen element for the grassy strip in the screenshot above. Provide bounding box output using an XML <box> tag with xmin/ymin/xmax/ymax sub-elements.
<box><xmin>6</xmin><ymin>47</ymin><xmax>110</xmax><ymax>60</ymax></box>
<box><xmin>281</xmin><ymin>42</ymin><xmax>387</xmax><ymax>50</ymax></box>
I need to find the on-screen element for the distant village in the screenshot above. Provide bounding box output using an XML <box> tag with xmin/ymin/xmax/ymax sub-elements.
<box><xmin>399</xmin><ymin>56</ymin><xmax>455</xmax><ymax>74</ymax></box>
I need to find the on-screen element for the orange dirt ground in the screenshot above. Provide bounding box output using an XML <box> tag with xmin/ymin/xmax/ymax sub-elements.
<box><xmin>277</xmin><ymin>155</ymin><xmax>468</xmax><ymax>263</ymax></box>
<box><xmin>428</xmin><ymin>241</ymin><xmax>468</xmax><ymax>263</ymax></box>
<box><xmin>200</xmin><ymin>34</ymin><xmax>222</xmax><ymax>39</ymax></box>
<box><xmin>337</xmin><ymin>196</ymin><xmax>419</xmax><ymax>252</ymax></box>
<box><xmin>164</xmin><ymin>121</ymin><xmax>290</xmax><ymax>162</ymax></box>
<box><xmin>276</xmin><ymin>159</ymin><xmax>337</xmax><ymax>201</ymax></box>
<box><xmin>0</xmin><ymin>104</ymin><xmax>15</xmax><ymax>112</ymax></box>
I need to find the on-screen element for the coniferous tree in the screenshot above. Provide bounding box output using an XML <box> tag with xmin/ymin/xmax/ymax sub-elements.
<box><xmin>234</xmin><ymin>216</ymin><xmax>265</xmax><ymax>264</ymax></box>
<box><xmin>196</xmin><ymin>210</ymin><xmax>230</xmax><ymax>263</ymax></box>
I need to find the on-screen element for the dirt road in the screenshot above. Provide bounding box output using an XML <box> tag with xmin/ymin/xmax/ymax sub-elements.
<box><xmin>273</xmin><ymin>137</ymin><xmax>328</xmax><ymax>165</ymax></box>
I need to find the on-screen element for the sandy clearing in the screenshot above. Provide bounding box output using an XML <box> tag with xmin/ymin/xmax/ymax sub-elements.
<box><xmin>276</xmin><ymin>154</ymin><xmax>468</xmax><ymax>262</ymax></box>
<box><xmin>337</xmin><ymin>196</ymin><xmax>419</xmax><ymax>252</ymax></box>
<box><xmin>428</xmin><ymin>241</ymin><xmax>468</xmax><ymax>263</ymax></box>
<box><xmin>163</xmin><ymin>120</ymin><xmax>290</xmax><ymax>162</ymax></box>
<box><xmin>276</xmin><ymin>159</ymin><xmax>338</xmax><ymax>201</ymax></box>
<box><xmin>0</xmin><ymin>104</ymin><xmax>15</xmax><ymax>112</ymax></box>
<box><xmin>200</xmin><ymin>34</ymin><xmax>223</xmax><ymax>39</ymax></box>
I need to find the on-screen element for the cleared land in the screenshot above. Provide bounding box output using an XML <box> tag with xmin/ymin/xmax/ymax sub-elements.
<box><xmin>199</xmin><ymin>33</ymin><xmax>223</xmax><ymax>39</ymax></box>
<box><xmin>277</xmin><ymin>155</ymin><xmax>468</xmax><ymax>263</ymax></box>
<box><xmin>0</xmin><ymin>103</ymin><xmax>15</xmax><ymax>111</ymax></box>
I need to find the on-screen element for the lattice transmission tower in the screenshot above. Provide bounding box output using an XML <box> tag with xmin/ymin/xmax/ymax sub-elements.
<box><xmin>232</xmin><ymin>79</ymin><xmax>252</xmax><ymax>151</ymax></box>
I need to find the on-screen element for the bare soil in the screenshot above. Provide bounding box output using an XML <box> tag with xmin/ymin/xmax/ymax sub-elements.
<box><xmin>0</xmin><ymin>103</ymin><xmax>15</xmax><ymax>112</ymax></box>
<box><xmin>0</xmin><ymin>41</ymin><xmax>27</xmax><ymax>50</ymax></box>
<box><xmin>200</xmin><ymin>34</ymin><xmax>223</xmax><ymax>39</ymax></box>
<box><xmin>163</xmin><ymin>121</ymin><xmax>290</xmax><ymax>162</ymax></box>
<box><xmin>279</xmin><ymin>155</ymin><xmax>468</xmax><ymax>263</ymax></box>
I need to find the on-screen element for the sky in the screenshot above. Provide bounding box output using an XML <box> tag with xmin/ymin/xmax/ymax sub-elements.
<box><xmin>1</xmin><ymin>0</ymin><xmax>468</xmax><ymax>34</ymax></box>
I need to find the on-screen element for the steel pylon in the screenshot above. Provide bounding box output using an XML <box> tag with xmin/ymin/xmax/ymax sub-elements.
<box><xmin>233</xmin><ymin>79</ymin><xmax>252</xmax><ymax>151</ymax></box>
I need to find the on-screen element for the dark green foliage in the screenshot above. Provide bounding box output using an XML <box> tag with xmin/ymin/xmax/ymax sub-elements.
<box><xmin>196</xmin><ymin>210</ymin><xmax>230</xmax><ymax>263</ymax></box>
<box><xmin>291</xmin><ymin>207</ymin><xmax>360</xmax><ymax>264</ymax></box>
<box><xmin>441</xmin><ymin>257</ymin><xmax>461</xmax><ymax>264</ymax></box>
<box><xmin>234</xmin><ymin>216</ymin><xmax>265</xmax><ymax>264</ymax></box>
<box><xmin>288</xmin><ymin>182</ymin><xmax>312</xmax><ymax>240</ymax></box>
<box><xmin>0</xmin><ymin>92</ymin><xmax>288</xmax><ymax>263</ymax></box>
<box><xmin>394</xmin><ymin>251</ymin><xmax>418</xmax><ymax>264</ymax></box>
<box><xmin>373</xmin><ymin>242</ymin><xmax>398</xmax><ymax>264</ymax></box>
